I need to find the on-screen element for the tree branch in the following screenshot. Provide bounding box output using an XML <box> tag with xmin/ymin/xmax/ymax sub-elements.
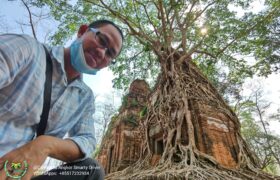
<box><xmin>137</xmin><ymin>0</ymin><xmax>160</xmax><ymax>39</ymax></box>
<box><xmin>158</xmin><ymin>0</ymin><xmax>168</xmax><ymax>48</ymax></box>
<box><xmin>94</xmin><ymin>0</ymin><xmax>162</xmax><ymax>56</ymax></box>
<box><xmin>194</xmin><ymin>50</ymin><xmax>217</xmax><ymax>58</ymax></box>
<box><xmin>177</xmin><ymin>36</ymin><xmax>206</xmax><ymax>64</ymax></box>
<box><xmin>21</xmin><ymin>0</ymin><xmax>37</xmax><ymax>40</ymax></box>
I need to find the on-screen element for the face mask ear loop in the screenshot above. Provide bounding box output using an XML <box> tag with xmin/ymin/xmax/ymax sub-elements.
<box><xmin>89</xmin><ymin>28</ymin><xmax>99</xmax><ymax>34</ymax></box>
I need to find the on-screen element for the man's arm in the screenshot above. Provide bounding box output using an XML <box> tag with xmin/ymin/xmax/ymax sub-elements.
<box><xmin>37</xmin><ymin>135</ymin><xmax>84</xmax><ymax>162</ymax></box>
<box><xmin>0</xmin><ymin>135</ymin><xmax>83</xmax><ymax>180</ymax></box>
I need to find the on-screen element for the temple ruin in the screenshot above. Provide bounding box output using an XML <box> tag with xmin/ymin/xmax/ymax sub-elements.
<box><xmin>96</xmin><ymin>79</ymin><xmax>150</xmax><ymax>174</ymax></box>
<box><xmin>97</xmin><ymin>78</ymin><xmax>240</xmax><ymax>175</ymax></box>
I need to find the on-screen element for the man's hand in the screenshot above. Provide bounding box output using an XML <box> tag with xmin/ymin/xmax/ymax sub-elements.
<box><xmin>0</xmin><ymin>135</ymin><xmax>83</xmax><ymax>180</ymax></box>
<box><xmin>0</xmin><ymin>136</ymin><xmax>50</xmax><ymax>180</ymax></box>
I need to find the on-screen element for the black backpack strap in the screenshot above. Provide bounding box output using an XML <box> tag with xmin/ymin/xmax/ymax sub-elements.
<box><xmin>36</xmin><ymin>45</ymin><xmax>53</xmax><ymax>137</ymax></box>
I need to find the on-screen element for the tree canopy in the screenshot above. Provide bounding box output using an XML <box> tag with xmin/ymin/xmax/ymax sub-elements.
<box><xmin>31</xmin><ymin>0</ymin><xmax>280</xmax><ymax>96</ymax></box>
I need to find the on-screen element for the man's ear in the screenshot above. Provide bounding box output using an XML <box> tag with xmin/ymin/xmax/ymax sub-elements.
<box><xmin>77</xmin><ymin>24</ymin><xmax>89</xmax><ymax>38</ymax></box>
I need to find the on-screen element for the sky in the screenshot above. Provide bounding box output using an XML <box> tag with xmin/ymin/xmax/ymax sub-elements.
<box><xmin>0</xmin><ymin>0</ymin><xmax>279</xmax><ymax>134</ymax></box>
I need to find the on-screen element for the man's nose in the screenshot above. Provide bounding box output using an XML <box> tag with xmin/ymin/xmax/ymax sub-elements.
<box><xmin>95</xmin><ymin>47</ymin><xmax>106</xmax><ymax>59</ymax></box>
<box><xmin>95</xmin><ymin>47</ymin><xmax>110</xmax><ymax>65</ymax></box>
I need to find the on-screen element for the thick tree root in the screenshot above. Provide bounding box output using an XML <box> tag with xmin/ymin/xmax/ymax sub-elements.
<box><xmin>105</xmin><ymin>159</ymin><xmax>279</xmax><ymax>180</ymax></box>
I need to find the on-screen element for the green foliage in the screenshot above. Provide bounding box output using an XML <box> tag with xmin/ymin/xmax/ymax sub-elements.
<box><xmin>139</xmin><ymin>106</ymin><xmax>148</xmax><ymax>118</ymax></box>
<box><xmin>131</xmin><ymin>98</ymin><xmax>138</xmax><ymax>106</ymax></box>
<box><xmin>120</xmin><ymin>95</ymin><xmax>139</xmax><ymax>108</ymax></box>
<box><xmin>241</xmin><ymin>112</ymin><xmax>280</xmax><ymax>175</ymax></box>
<box><xmin>104</xmin><ymin>115</ymin><xmax>118</xmax><ymax>138</ymax></box>
<box><xmin>263</xmin><ymin>162</ymin><xmax>280</xmax><ymax>175</ymax></box>
<box><xmin>111</xmin><ymin>114</ymin><xmax>118</xmax><ymax>122</ymax></box>
<box><xmin>123</xmin><ymin>115</ymin><xmax>138</xmax><ymax>126</ymax></box>
<box><xmin>111</xmin><ymin>35</ymin><xmax>160</xmax><ymax>90</ymax></box>
<box><xmin>249</xmin><ymin>16</ymin><xmax>280</xmax><ymax>76</ymax></box>
<box><xmin>35</xmin><ymin>0</ymin><xmax>280</xmax><ymax>95</ymax></box>
<box><xmin>237</xmin><ymin>92</ymin><xmax>280</xmax><ymax>175</ymax></box>
<box><xmin>121</xmin><ymin>95</ymin><xmax>128</xmax><ymax>107</ymax></box>
<box><xmin>92</xmin><ymin>144</ymin><xmax>100</xmax><ymax>158</ymax></box>
<box><xmin>269</xmin><ymin>108</ymin><xmax>280</xmax><ymax>122</ymax></box>
<box><xmin>32</xmin><ymin>0</ymin><xmax>110</xmax><ymax>45</ymax></box>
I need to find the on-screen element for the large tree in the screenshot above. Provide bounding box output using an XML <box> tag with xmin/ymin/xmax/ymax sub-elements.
<box><xmin>35</xmin><ymin>0</ymin><xmax>280</xmax><ymax>179</ymax></box>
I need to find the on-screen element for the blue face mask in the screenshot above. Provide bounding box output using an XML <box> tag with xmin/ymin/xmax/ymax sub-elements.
<box><xmin>70</xmin><ymin>39</ymin><xmax>100</xmax><ymax>75</ymax></box>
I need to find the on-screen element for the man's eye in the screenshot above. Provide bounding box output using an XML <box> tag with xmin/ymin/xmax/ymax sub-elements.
<box><xmin>106</xmin><ymin>49</ymin><xmax>114</xmax><ymax>58</ymax></box>
<box><xmin>98</xmin><ymin>35</ymin><xmax>108</xmax><ymax>47</ymax></box>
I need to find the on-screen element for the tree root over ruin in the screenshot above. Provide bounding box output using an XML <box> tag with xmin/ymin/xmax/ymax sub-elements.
<box><xmin>106</xmin><ymin>159</ymin><xmax>278</xmax><ymax>179</ymax></box>
<box><xmin>106</xmin><ymin>56</ymin><xmax>279</xmax><ymax>180</ymax></box>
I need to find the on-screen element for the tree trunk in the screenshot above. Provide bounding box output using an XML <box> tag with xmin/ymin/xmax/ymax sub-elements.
<box><xmin>106</xmin><ymin>55</ymin><xmax>277</xmax><ymax>179</ymax></box>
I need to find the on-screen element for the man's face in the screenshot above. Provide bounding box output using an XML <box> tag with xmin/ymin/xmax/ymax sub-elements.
<box><xmin>80</xmin><ymin>24</ymin><xmax>122</xmax><ymax>69</ymax></box>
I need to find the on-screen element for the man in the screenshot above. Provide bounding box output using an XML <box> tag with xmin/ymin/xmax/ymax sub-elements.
<box><xmin>0</xmin><ymin>20</ymin><xmax>123</xmax><ymax>180</ymax></box>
